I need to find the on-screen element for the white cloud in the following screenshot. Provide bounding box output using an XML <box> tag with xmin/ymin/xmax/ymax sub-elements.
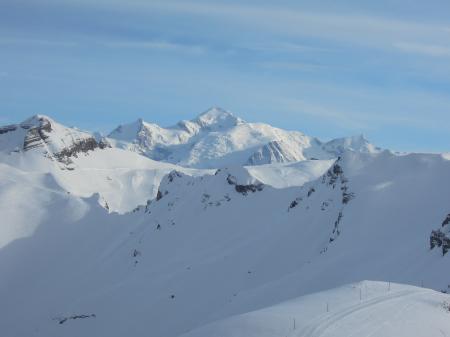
<box><xmin>393</xmin><ymin>42</ymin><xmax>450</xmax><ymax>57</ymax></box>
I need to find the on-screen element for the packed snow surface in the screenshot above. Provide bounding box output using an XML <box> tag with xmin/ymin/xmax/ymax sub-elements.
<box><xmin>180</xmin><ymin>281</ymin><xmax>450</xmax><ymax>337</ymax></box>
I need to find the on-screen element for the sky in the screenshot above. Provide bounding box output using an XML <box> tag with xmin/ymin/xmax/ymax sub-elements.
<box><xmin>1</xmin><ymin>0</ymin><xmax>450</xmax><ymax>152</ymax></box>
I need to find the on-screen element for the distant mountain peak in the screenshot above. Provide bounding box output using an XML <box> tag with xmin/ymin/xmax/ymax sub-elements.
<box><xmin>20</xmin><ymin>114</ymin><xmax>54</xmax><ymax>128</ymax></box>
<box><xmin>192</xmin><ymin>107</ymin><xmax>244</xmax><ymax>129</ymax></box>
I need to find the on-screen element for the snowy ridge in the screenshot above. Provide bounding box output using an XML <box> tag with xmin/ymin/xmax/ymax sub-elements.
<box><xmin>107</xmin><ymin>107</ymin><xmax>380</xmax><ymax>168</ymax></box>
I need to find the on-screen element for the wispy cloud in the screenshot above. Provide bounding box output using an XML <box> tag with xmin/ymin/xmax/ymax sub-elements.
<box><xmin>0</xmin><ymin>37</ymin><xmax>77</xmax><ymax>47</ymax></box>
<box><xmin>245</xmin><ymin>42</ymin><xmax>333</xmax><ymax>54</ymax></box>
<box><xmin>103</xmin><ymin>40</ymin><xmax>206</xmax><ymax>54</ymax></box>
<box><xmin>143</xmin><ymin>1</ymin><xmax>449</xmax><ymax>52</ymax></box>
<box><xmin>279</xmin><ymin>98</ymin><xmax>369</xmax><ymax>130</ymax></box>
<box><xmin>259</xmin><ymin>61</ymin><xmax>325</xmax><ymax>72</ymax></box>
<box><xmin>36</xmin><ymin>1</ymin><xmax>448</xmax><ymax>53</ymax></box>
<box><xmin>393</xmin><ymin>42</ymin><xmax>450</xmax><ymax>57</ymax></box>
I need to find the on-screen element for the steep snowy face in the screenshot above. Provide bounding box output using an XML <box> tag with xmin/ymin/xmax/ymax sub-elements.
<box><xmin>0</xmin><ymin>115</ymin><xmax>109</xmax><ymax>165</ymax></box>
<box><xmin>107</xmin><ymin>107</ymin><xmax>380</xmax><ymax>168</ymax></box>
<box><xmin>246</xmin><ymin>140</ymin><xmax>307</xmax><ymax>165</ymax></box>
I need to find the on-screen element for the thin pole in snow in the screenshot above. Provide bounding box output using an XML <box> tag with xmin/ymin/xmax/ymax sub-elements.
<box><xmin>326</xmin><ymin>302</ymin><xmax>329</xmax><ymax>312</ymax></box>
<box><xmin>293</xmin><ymin>318</ymin><xmax>296</xmax><ymax>330</ymax></box>
<box><xmin>388</xmin><ymin>281</ymin><xmax>391</xmax><ymax>291</ymax></box>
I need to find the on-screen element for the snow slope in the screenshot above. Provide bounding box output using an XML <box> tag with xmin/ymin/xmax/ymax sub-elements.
<box><xmin>245</xmin><ymin>159</ymin><xmax>335</xmax><ymax>188</ymax></box>
<box><xmin>0</xmin><ymin>147</ymin><xmax>211</xmax><ymax>217</ymax></box>
<box><xmin>1</xmin><ymin>150</ymin><xmax>450</xmax><ymax>337</ymax></box>
<box><xmin>107</xmin><ymin>107</ymin><xmax>379</xmax><ymax>168</ymax></box>
<box><xmin>180</xmin><ymin>281</ymin><xmax>450</xmax><ymax>337</ymax></box>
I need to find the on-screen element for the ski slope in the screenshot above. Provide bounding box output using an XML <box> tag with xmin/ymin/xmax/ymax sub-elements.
<box><xmin>180</xmin><ymin>281</ymin><xmax>450</xmax><ymax>337</ymax></box>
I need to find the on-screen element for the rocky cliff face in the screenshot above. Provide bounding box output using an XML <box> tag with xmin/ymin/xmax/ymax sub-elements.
<box><xmin>0</xmin><ymin>115</ymin><xmax>110</xmax><ymax>166</ymax></box>
<box><xmin>430</xmin><ymin>214</ymin><xmax>450</xmax><ymax>255</ymax></box>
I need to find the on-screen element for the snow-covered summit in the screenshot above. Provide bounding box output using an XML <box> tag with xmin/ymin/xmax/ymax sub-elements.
<box><xmin>189</xmin><ymin>107</ymin><xmax>244</xmax><ymax>130</ymax></box>
<box><xmin>107</xmin><ymin>107</ymin><xmax>381</xmax><ymax>168</ymax></box>
<box><xmin>0</xmin><ymin>114</ymin><xmax>109</xmax><ymax>164</ymax></box>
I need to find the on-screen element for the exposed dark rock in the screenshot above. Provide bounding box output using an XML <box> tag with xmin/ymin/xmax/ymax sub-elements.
<box><xmin>167</xmin><ymin>171</ymin><xmax>183</xmax><ymax>182</ymax></box>
<box><xmin>55</xmin><ymin>314</ymin><xmax>96</xmax><ymax>325</ymax></box>
<box><xmin>430</xmin><ymin>214</ymin><xmax>450</xmax><ymax>255</ymax></box>
<box><xmin>0</xmin><ymin>125</ymin><xmax>17</xmax><ymax>135</ymax></box>
<box><xmin>23</xmin><ymin>119</ymin><xmax>52</xmax><ymax>151</ymax></box>
<box><xmin>226</xmin><ymin>174</ymin><xmax>264</xmax><ymax>195</ymax></box>
<box><xmin>226</xmin><ymin>175</ymin><xmax>237</xmax><ymax>186</ymax></box>
<box><xmin>53</xmin><ymin>137</ymin><xmax>109</xmax><ymax>164</ymax></box>
<box><xmin>234</xmin><ymin>183</ymin><xmax>263</xmax><ymax>195</ymax></box>
<box><xmin>156</xmin><ymin>190</ymin><xmax>163</xmax><ymax>201</ymax></box>
<box><xmin>323</xmin><ymin>159</ymin><xmax>344</xmax><ymax>187</ymax></box>
<box><xmin>442</xmin><ymin>214</ymin><xmax>450</xmax><ymax>227</ymax></box>
<box><xmin>342</xmin><ymin>192</ymin><xmax>355</xmax><ymax>204</ymax></box>
<box><xmin>444</xmin><ymin>237</ymin><xmax>450</xmax><ymax>255</ymax></box>
<box><xmin>432</xmin><ymin>230</ymin><xmax>446</xmax><ymax>249</ymax></box>
<box><xmin>307</xmin><ymin>187</ymin><xmax>315</xmax><ymax>197</ymax></box>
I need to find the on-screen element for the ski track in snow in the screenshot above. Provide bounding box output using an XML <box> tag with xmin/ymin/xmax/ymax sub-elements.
<box><xmin>297</xmin><ymin>289</ymin><xmax>425</xmax><ymax>337</ymax></box>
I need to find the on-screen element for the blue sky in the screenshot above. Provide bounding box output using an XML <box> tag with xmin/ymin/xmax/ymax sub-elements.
<box><xmin>1</xmin><ymin>0</ymin><xmax>450</xmax><ymax>152</ymax></box>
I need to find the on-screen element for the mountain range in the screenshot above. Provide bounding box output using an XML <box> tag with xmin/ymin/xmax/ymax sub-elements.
<box><xmin>1</xmin><ymin>108</ymin><xmax>449</xmax><ymax>337</ymax></box>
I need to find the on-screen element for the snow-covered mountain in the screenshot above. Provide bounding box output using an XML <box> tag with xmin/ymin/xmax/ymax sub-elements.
<box><xmin>107</xmin><ymin>107</ymin><xmax>380</xmax><ymax>168</ymax></box>
<box><xmin>0</xmin><ymin>114</ymin><xmax>110</xmax><ymax>166</ymax></box>
<box><xmin>1</xmin><ymin>148</ymin><xmax>450</xmax><ymax>337</ymax></box>
<box><xmin>0</xmin><ymin>115</ymin><xmax>215</xmax><ymax>215</ymax></box>
<box><xmin>1</xmin><ymin>111</ymin><xmax>449</xmax><ymax>337</ymax></box>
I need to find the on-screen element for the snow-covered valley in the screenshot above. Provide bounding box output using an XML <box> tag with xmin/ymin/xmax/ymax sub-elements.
<box><xmin>0</xmin><ymin>109</ymin><xmax>449</xmax><ymax>337</ymax></box>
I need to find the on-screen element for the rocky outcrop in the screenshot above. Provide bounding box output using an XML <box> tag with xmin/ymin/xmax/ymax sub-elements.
<box><xmin>53</xmin><ymin>137</ymin><xmax>109</xmax><ymax>164</ymax></box>
<box><xmin>22</xmin><ymin>117</ymin><xmax>52</xmax><ymax>151</ymax></box>
<box><xmin>0</xmin><ymin>125</ymin><xmax>17</xmax><ymax>135</ymax></box>
<box><xmin>288</xmin><ymin>157</ymin><xmax>355</xmax><ymax>245</ymax></box>
<box><xmin>54</xmin><ymin>314</ymin><xmax>96</xmax><ymax>325</ymax></box>
<box><xmin>0</xmin><ymin>115</ymin><xmax>110</xmax><ymax>166</ymax></box>
<box><xmin>226</xmin><ymin>174</ymin><xmax>264</xmax><ymax>195</ymax></box>
<box><xmin>430</xmin><ymin>214</ymin><xmax>450</xmax><ymax>255</ymax></box>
